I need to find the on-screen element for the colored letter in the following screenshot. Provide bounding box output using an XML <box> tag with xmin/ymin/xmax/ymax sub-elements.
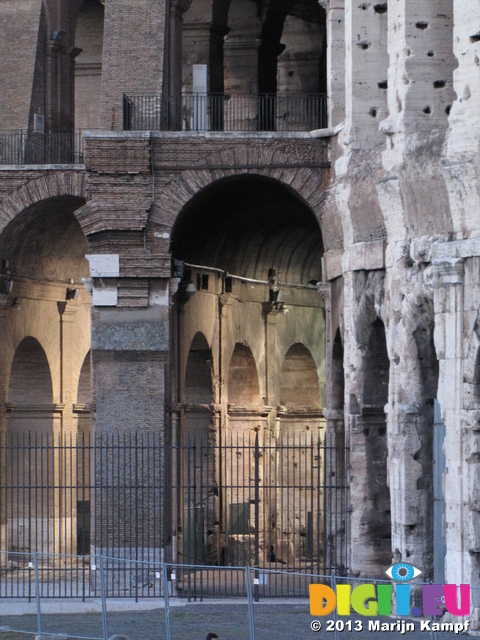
<box><xmin>377</xmin><ymin>584</ymin><xmax>392</xmax><ymax>616</ymax></box>
<box><xmin>395</xmin><ymin>584</ymin><xmax>411</xmax><ymax>615</ymax></box>
<box><xmin>423</xmin><ymin>584</ymin><xmax>444</xmax><ymax>616</ymax></box>
<box><xmin>309</xmin><ymin>584</ymin><xmax>336</xmax><ymax>616</ymax></box>
<box><xmin>351</xmin><ymin>584</ymin><xmax>378</xmax><ymax>616</ymax></box>
<box><xmin>444</xmin><ymin>585</ymin><xmax>470</xmax><ymax>616</ymax></box>
<box><xmin>336</xmin><ymin>585</ymin><xmax>351</xmax><ymax>615</ymax></box>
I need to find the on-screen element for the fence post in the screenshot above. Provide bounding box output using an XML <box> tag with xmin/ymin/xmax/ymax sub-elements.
<box><xmin>163</xmin><ymin>561</ymin><xmax>172</xmax><ymax>640</ymax></box>
<box><xmin>98</xmin><ymin>554</ymin><xmax>108</xmax><ymax>640</ymax></box>
<box><xmin>331</xmin><ymin>573</ymin><xmax>340</xmax><ymax>640</ymax></box>
<box><xmin>246</xmin><ymin>566</ymin><xmax>256</xmax><ymax>640</ymax></box>
<box><xmin>34</xmin><ymin>551</ymin><xmax>43</xmax><ymax>640</ymax></box>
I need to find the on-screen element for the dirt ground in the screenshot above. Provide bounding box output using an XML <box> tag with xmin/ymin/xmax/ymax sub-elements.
<box><xmin>0</xmin><ymin>601</ymin><xmax>473</xmax><ymax>640</ymax></box>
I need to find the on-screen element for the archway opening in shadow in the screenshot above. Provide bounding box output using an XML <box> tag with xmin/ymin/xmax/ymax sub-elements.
<box><xmin>0</xmin><ymin>195</ymin><xmax>91</xmax><ymax>556</ymax></box>
<box><xmin>170</xmin><ymin>175</ymin><xmax>334</xmax><ymax>575</ymax></box>
<box><xmin>361</xmin><ymin>317</ymin><xmax>391</xmax><ymax>567</ymax></box>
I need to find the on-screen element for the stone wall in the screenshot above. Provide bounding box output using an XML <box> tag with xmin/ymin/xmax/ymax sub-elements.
<box><xmin>4</xmin><ymin>0</ymin><xmax>480</xmax><ymax>617</ymax></box>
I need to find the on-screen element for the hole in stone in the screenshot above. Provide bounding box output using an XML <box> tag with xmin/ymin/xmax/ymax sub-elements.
<box><xmin>427</xmin><ymin>50</ymin><xmax>434</xmax><ymax>57</ymax></box>
<box><xmin>470</xmin><ymin>33</ymin><xmax>480</xmax><ymax>43</ymax></box>
<box><xmin>369</xmin><ymin>107</ymin><xmax>377</xmax><ymax>117</ymax></box>
<box><xmin>406</xmin><ymin>550</ymin><xmax>411</xmax><ymax>557</ymax></box>
<box><xmin>357</xmin><ymin>41</ymin><xmax>372</xmax><ymax>50</ymax></box>
<box><xmin>445</xmin><ymin>105</ymin><xmax>452</xmax><ymax>115</ymax></box>
<box><xmin>416</xmin><ymin>21</ymin><xmax>428</xmax><ymax>30</ymax></box>
<box><xmin>288</xmin><ymin>70</ymin><xmax>294</xmax><ymax>77</ymax></box>
<box><xmin>408</xmin><ymin>524</ymin><xmax>416</xmax><ymax>531</ymax></box>
<box><xmin>363</xmin><ymin>428</ymin><xmax>370</xmax><ymax>436</ymax></box>
<box><xmin>413</xmin><ymin>452</ymin><xmax>420</xmax><ymax>461</ymax></box>
<box><xmin>359</xmin><ymin>2</ymin><xmax>370</xmax><ymax>9</ymax></box>
<box><xmin>374</xmin><ymin>3</ymin><xmax>387</xmax><ymax>13</ymax></box>
<box><xmin>378</xmin><ymin>80</ymin><xmax>388</xmax><ymax>89</ymax></box>
<box><xmin>434</xmin><ymin>80</ymin><xmax>446</xmax><ymax>88</ymax></box>
<box><xmin>423</xmin><ymin>106</ymin><xmax>431</xmax><ymax>114</ymax></box>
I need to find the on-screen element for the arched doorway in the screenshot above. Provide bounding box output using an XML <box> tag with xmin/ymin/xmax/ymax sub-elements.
<box><xmin>6</xmin><ymin>338</ymin><xmax>54</xmax><ymax>553</ymax></box>
<box><xmin>361</xmin><ymin>317</ymin><xmax>391</xmax><ymax>567</ymax></box>
<box><xmin>277</xmin><ymin>343</ymin><xmax>324</xmax><ymax>565</ymax></box>
<box><xmin>170</xmin><ymin>174</ymin><xmax>330</xmax><ymax>574</ymax></box>
<box><xmin>181</xmin><ymin>333</ymin><xmax>216</xmax><ymax>564</ymax></box>
<box><xmin>0</xmin><ymin>195</ymin><xmax>91</xmax><ymax>556</ymax></box>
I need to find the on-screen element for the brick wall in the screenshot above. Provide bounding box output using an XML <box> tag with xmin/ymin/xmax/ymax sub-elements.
<box><xmin>0</xmin><ymin>1</ymin><xmax>42</xmax><ymax>131</ymax></box>
<box><xmin>100</xmin><ymin>0</ymin><xmax>167</xmax><ymax>130</ymax></box>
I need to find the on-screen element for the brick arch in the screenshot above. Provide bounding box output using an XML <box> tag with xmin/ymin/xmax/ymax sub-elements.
<box><xmin>148</xmin><ymin>163</ymin><xmax>327</xmax><ymax>241</ymax></box>
<box><xmin>0</xmin><ymin>171</ymin><xmax>86</xmax><ymax>234</ymax></box>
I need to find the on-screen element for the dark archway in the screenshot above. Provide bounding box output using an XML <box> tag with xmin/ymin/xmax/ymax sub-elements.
<box><xmin>170</xmin><ymin>174</ymin><xmax>326</xmax><ymax>572</ymax></box>
<box><xmin>332</xmin><ymin>329</ymin><xmax>345</xmax><ymax>411</ymax></box>
<box><xmin>171</xmin><ymin>175</ymin><xmax>323</xmax><ymax>283</ymax></box>
<box><xmin>360</xmin><ymin>317</ymin><xmax>391</xmax><ymax>565</ymax></box>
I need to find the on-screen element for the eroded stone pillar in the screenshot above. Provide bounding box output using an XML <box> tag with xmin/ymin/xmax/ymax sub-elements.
<box><xmin>344</xmin><ymin>270</ymin><xmax>391</xmax><ymax>576</ymax></box>
<box><xmin>433</xmin><ymin>258</ymin><xmax>464</xmax><ymax>586</ymax></box>
<box><xmin>384</xmin><ymin>264</ymin><xmax>438</xmax><ymax>579</ymax></box>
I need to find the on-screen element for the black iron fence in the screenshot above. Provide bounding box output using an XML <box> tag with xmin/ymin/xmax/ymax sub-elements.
<box><xmin>123</xmin><ymin>93</ymin><xmax>328</xmax><ymax>132</ymax></box>
<box><xmin>0</xmin><ymin>131</ymin><xmax>85</xmax><ymax>165</ymax></box>
<box><xmin>0</xmin><ymin>430</ymin><xmax>348</xmax><ymax>598</ymax></box>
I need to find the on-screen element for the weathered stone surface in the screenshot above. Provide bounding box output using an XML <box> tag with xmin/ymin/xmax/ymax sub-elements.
<box><xmin>3</xmin><ymin>0</ymin><xmax>480</xmax><ymax>617</ymax></box>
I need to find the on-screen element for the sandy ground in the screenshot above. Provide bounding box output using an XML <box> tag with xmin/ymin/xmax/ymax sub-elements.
<box><xmin>0</xmin><ymin>600</ymin><xmax>473</xmax><ymax>640</ymax></box>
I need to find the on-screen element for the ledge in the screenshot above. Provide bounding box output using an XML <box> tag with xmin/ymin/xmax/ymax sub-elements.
<box><xmin>0</xmin><ymin>164</ymin><xmax>85</xmax><ymax>171</ymax></box>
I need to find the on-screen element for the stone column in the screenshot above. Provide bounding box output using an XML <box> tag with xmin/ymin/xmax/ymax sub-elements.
<box><xmin>0</xmin><ymin>304</ymin><xmax>7</xmax><ymax>550</ymax></box>
<box><xmin>326</xmin><ymin>0</ymin><xmax>345</xmax><ymax>128</ymax></box>
<box><xmin>433</xmin><ymin>259</ymin><xmax>465</xmax><ymax>585</ymax></box>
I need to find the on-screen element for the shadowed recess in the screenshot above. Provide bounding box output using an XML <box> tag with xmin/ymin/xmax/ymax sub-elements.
<box><xmin>171</xmin><ymin>175</ymin><xmax>323</xmax><ymax>284</ymax></box>
<box><xmin>0</xmin><ymin>196</ymin><xmax>88</xmax><ymax>282</ymax></box>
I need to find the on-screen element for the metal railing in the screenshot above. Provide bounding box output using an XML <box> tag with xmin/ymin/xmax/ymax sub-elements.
<box><xmin>0</xmin><ymin>431</ymin><xmax>348</xmax><ymax>598</ymax></box>
<box><xmin>0</xmin><ymin>130</ymin><xmax>85</xmax><ymax>165</ymax></box>
<box><xmin>0</xmin><ymin>554</ymin><xmax>468</xmax><ymax>640</ymax></box>
<box><xmin>123</xmin><ymin>93</ymin><xmax>328</xmax><ymax>132</ymax></box>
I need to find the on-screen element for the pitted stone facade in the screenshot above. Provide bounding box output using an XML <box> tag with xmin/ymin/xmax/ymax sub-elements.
<box><xmin>1</xmin><ymin>0</ymin><xmax>480</xmax><ymax>620</ymax></box>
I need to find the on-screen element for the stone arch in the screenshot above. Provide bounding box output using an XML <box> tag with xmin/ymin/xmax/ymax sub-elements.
<box><xmin>77</xmin><ymin>351</ymin><xmax>91</xmax><ymax>406</ymax></box>
<box><xmin>228</xmin><ymin>343</ymin><xmax>260</xmax><ymax>407</ymax></box>
<box><xmin>147</xmin><ymin>162</ymin><xmax>328</xmax><ymax>248</ymax></box>
<box><xmin>0</xmin><ymin>172</ymin><xmax>86</xmax><ymax>234</ymax></box>
<box><xmin>332</xmin><ymin>328</ymin><xmax>345</xmax><ymax>412</ymax></box>
<box><xmin>363</xmin><ymin>317</ymin><xmax>389</xmax><ymax>408</ymax></box>
<box><xmin>9</xmin><ymin>337</ymin><xmax>53</xmax><ymax>411</ymax></box>
<box><xmin>76</xmin><ymin>350</ymin><xmax>91</xmax><ymax>438</ymax></box>
<box><xmin>185</xmin><ymin>332</ymin><xmax>214</xmax><ymax>405</ymax></box>
<box><xmin>7</xmin><ymin>337</ymin><xmax>56</xmax><ymax>552</ymax></box>
<box><xmin>278</xmin><ymin>342</ymin><xmax>323</xmax><ymax>439</ymax></box>
<box><xmin>279</xmin><ymin>343</ymin><xmax>320</xmax><ymax>409</ymax></box>
<box><xmin>183</xmin><ymin>332</ymin><xmax>214</xmax><ymax>444</ymax></box>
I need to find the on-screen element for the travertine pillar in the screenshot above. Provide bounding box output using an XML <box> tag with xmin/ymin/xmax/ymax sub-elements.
<box><xmin>433</xmin><ymin>259</ymin><xmax>464</xmax><ymax>585</ymax></box>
